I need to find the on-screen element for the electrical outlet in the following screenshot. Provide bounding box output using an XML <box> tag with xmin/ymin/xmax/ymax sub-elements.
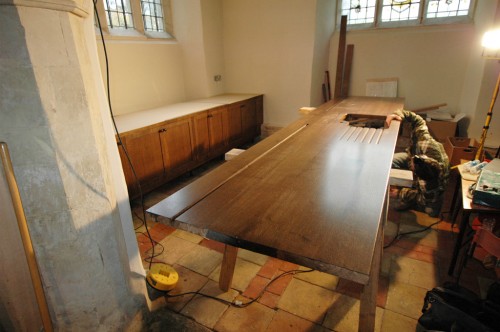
<box><xmin>214</xmin><ymin>75</ymin><xmax>222</xmax><ymax>82</ymax></box>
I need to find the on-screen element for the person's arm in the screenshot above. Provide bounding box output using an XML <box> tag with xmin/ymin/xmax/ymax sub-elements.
<box><xmin>393</xmin><ymin>110</ymin><xmax>428</xmax><ymax>132</ymax></box>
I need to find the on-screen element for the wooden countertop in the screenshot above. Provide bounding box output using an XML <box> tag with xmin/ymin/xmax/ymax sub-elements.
<box><xmin>113</xmin><ymin>93</ymin><xmax>261</xmax><ymax>134</ymax></box>
<box><xmin>148</xmin><ymin>96</ymin><xmax>404</xmax><ymax>284</ymax></box>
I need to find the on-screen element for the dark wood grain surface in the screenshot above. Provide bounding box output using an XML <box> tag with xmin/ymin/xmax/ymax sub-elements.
<box><xmin>148</xmin><ymin>97</ymin><xmax>404</xmax><ymax>284</ymax></box>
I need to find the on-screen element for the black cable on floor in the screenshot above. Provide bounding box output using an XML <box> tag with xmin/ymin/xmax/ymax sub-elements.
<box><xmin>384</xmin><ymin>219</ymin><xmax>442</xmax><ymax>249</ymax></box>
<box><xmin>147</xmin><ymin>265</ymin><xmax>314</xmax><ymax>308</ymax></box>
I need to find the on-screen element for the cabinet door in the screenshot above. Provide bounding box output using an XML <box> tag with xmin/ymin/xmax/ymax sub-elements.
<box><xmin>227</xmin><ymin>102</ymin><xmax>243</xmax><ymax>146</ymax></box>
<box><xmin>159</xmin><ymin>118</ymin><xmax>196</xmax><ymax>176</ymax></box>
<box><xmin>192</xmin><ymin>112</ymin><xmax>210</xmax><ymax>160</ymax></box>
<box><xmin>240</xmin><ymin>98</ymin><xmax>257</xmax><ymax>140</ymax></box>
<box><xmin>118</xmin><ymin>128</ymin><xmax>164</xmax><ymax>196</ymax></box>
<box><xmin>208</xmin><ymin>106</ymin><xmax>228</xmax><ymax>156</ymax></box>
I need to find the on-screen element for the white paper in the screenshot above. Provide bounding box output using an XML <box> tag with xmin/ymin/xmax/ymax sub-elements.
<box><xmin>366</xmin><ymin>79</ymin><xmax>398</xmax><ymax>97</ymax></box>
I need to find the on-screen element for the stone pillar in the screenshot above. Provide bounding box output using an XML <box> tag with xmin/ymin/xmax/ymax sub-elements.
<box><xmin>0</xmin><ymin>0</ymin><xmax>146</xmax><ymax>329</ymax></box>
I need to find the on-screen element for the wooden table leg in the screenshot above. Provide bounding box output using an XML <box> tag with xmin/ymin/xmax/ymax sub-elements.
<box><xmin>359</xmin><ymin>192</ymin><xmax>386</xmax><ymax>331</ymax></box>
<box><xmin>359</xmin><ymin>225</ymin><xmax>383</xmax><ymax>331</ymax></box>
<box><xmin>219</xmin><ymin>244</ymin><xmax>238</xmax><ymax>291</ymax></box>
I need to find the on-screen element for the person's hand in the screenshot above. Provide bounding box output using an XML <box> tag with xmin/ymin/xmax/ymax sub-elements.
<box><xmin>385</xmin><ymin>114</ymin><xmax>402</xmax><ymax>128</ymax></box>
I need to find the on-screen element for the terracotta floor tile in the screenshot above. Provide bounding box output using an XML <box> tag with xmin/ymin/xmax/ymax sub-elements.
<box><xmin>146</xmin><ymin>234</ymin><xmax>197</xmax><ymax>266</ymax></box>
<box><xmin>162</xmin><ymin>264</ymin><xmax>209</xmax><ymax>313</ymax></box>
<box><xmin>406</xmin><ymin>249</ymin><xmax>437</xmax><ymax>264</ymax></box>
<box><xmin>214</xmin><ymin>298</ymin><xmax>275</xmax><ymax>332</ymax></box>
<box><xmin>180</xmin><ymin>294</ymin><xmax>229</xmax><ymax>329</ymax></box>
<box><xmin>199</xmin><ymin>238</ymin><xmax>225</xmax><ymax>253</ymax></box>
<box><xmin>280</xmin><ymin>261</ymin><xmax>299</xmax><ymax>272</ymax></box>
<box><xmin>137</xmin><ymin>234</ymin><xmax>154</xmax><ymax>256</ymax></box>
<box><xmin>278</xmin><ymin>278</ymin><xmax>335</xmax><ymax>324</ymax></box>
<box><xmin>385</xmin><ymin>281</ymin><xmax>428</xmax><ymax>320</ymax></box>
<box><xmin>394</xmin><ymin>237</ymin><xmax>436</xmax><ymax>255</ymax></box>
<box><xmin>150</xmin><ymin>223</ymin><xmax>176</xmax><ymax>239</ymax></box>
<box><xmin>258</xmin><ymin>257</ymin><xmax>282</xmax><ymax>279</ymax></box>
<box><xmin>180</xmin><ymin>281</ymin><xmax>238</xmax><ymax>329</ymax></box>
<box><xmin>380</xmin><ymin>309</ymin><xmax>419</xmax><ymax>332</ymax></box>
<box><xmin>242</xmin><ymin>275</ymin><xmax>269</xmax><ymax>299</ymax></box>
<box><xmin>177</xmin><ymin>245</ymin><xmax>223</xmax><ymax>276</ymax></box>
<box><xmin>258</xmin><ymin>291</ymin><xmax>280</xmax><ymax>309</ymax></box>
<box><xmin>335</xmin><ymin>278</ymin><xmax>362</xmax><ymax>299</ymax></box>
<box><xmin>267</xmin><ymin>310</ymin><xmax>328</xmax><ymax>331</ymax></box>
<box><xmin>322</xmin><ymin>293</ymin><xmax>384</xmax><ymax>332</ymax></box>
<box><xmin>238</xmin><ymin>249</ymin><xmax>268</xmax><ymax>265</ymax></box>
<box><xmin>172</xmin><ymin>229</ymin><xmax>203</xmax><ymax>244</ymax></box>
<box><xmin>209</xmin><ymin>258</ymin><xmax>261</xmax><ymax>292</ymax></box>
<box><xmin>266</xmin><ymin>272</ymin><xmax>293</xmax><ymax>296</ymax></box>
<box><xmin>390</xmin><ymin>255</ymin><xmax>438</xmax><ymax>290</ymax></box>
<box><xmin>199</xmin><ymin>279</ymin><xmax>239</xmax><ymax>302</ymax></box>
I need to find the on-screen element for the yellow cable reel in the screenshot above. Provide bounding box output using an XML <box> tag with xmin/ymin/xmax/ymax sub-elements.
<box><xmin>146</xmin><ymin>264</ymin><xmax>178</xmax><ymax>291</ymax></box>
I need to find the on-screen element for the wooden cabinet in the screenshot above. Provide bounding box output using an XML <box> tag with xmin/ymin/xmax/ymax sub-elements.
<box><xmin>192</xmin><ymin>106</ymin><xmax>229</xmax><ymax>159</ymax></box>
<box><xmin>117</xmin><ymin>126</ymin><xmax>165</xmax><ymax>197</ymax></box>
<box><xmin>227</xmin><ymin>102</ymin><xmax>243</xmax><ymax>146</ymax></box>
<box><xmin>208</xmin><ymin>106</ymin><xmax>229</xmax><ymax>156</ymax></box>
<box><xmin>160</xmin><ymin>117</ymin><xmax>196</xmax><ymax>177</ymax></box>
<box><xmin>241</xmin><ymin>98</ymin><xmax>258</xmax><ymax>141</ymax></box>
<box><xmin>227</xmin><ymin>96</ymin><xmax>262</xmax><ymax>146</ymax></box>
<box><xmin>118</xmin><ymin>117</ymin><xmax>196</xmax><ymax>197</ymax></box>
<box><xmin>192</xmin><ymin>111</ymin><xmax>211</xmax><ymax>159</ymax></box>
<box><xmin>116</xmin><ymin>95</ymin><xmax>263</xmax><ymax>199</ymax></box>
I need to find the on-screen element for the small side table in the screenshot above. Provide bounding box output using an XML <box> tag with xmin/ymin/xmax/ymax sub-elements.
<box><xmin>448</xmin><ymin>166</ymin><xmax>500</xmax><ymax>276</ymax></box>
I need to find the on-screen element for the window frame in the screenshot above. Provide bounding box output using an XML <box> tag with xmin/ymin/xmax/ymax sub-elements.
<box><xmin>337</xmin><ymin>0</ymin><xmax>476</xmax><ymax>30</ymax></box>
<box><xmin>94</xmin><ymin>0</ymin><xmax>174</xmax><ymax>40</ymax></box>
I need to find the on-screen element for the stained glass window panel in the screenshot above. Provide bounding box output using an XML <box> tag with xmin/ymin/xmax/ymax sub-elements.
<box><xmin>381</xmin><ymin>0</ymin><xmax>421</xmax><ymax>22</ymax></box>
<box><xmin>426</xmin><ymin>0</ymin><xmax>471</xmax><ymax>18</ymax></box>
<box><xmin>341</xmin><ymin>0</ymin><xmax>377</xmax><ymax>25</ymax></box>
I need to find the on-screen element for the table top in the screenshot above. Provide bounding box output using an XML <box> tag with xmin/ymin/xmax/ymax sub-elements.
<box><xmin>148</xmin><ymin>96</ymin><xmax>404</xmax><ymax>284</ymax></box>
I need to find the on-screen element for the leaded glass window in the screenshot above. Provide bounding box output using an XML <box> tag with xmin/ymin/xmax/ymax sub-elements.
<box><xmin>426</xmin><ymin>0</ymin><xmax>471</xmax><ymax>18</ymax></box>
<box><xmin>103</xmin><ymin>0</ymin><xmax>134</xmax><ymax>29</ymax></box>
<box><xmin>141</xmin><ymin>0</ymin><xmax>165</xmax><ymax>32</ymax></box>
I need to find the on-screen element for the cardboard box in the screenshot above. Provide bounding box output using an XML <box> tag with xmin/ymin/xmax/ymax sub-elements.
<box><xmin>426</xmin><ymin>120</ymin><xmax>457</xmax><ymax>143</ymax></box>
<box><xmin>444</xmin><ymin>137</ymin><xmax>478</xmax><ymax>166</ymax></box>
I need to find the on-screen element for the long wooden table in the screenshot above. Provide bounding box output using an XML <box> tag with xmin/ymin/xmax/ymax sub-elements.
<box><xmin>148</xmin><ymin>97</ymin><xmax>404</xmax><ymax>331</ymax></box>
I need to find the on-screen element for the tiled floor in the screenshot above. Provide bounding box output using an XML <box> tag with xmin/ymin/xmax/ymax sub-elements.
<box><xmin>127</xmin><ymin>160</ymin><xmax>498</xmax><ymax>331</ymax></box>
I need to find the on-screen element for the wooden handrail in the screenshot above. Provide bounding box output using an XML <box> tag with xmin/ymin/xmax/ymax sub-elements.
<box><xmin>0</xmin><ymin>142</ymin><xmax>53</xmax><ymax>332</ymax></box>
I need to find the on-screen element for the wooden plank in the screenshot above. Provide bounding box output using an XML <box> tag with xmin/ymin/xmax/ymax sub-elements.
<box><xmin>411</xmin><ymin>103</ymin><xmax>447</xmax><ymax>113</ymax></box>
<box><xmin>219</xmin><ymin>245</ymin><xmax>238</xmax><ymax>291</ymax></box>
<box><xmin>0</xmin><ymin>143</ymin><xmax>50</xmax><ymax>332</ymax></box>
<box><xmin>341</xmin><ymin>44</ymin><xmax>354</xmax><ymax>98</ymax></box>
<box><xmin>334</xmin><ymin>15</ymin><xmax>347</xmax><ymax>100</ymax></box>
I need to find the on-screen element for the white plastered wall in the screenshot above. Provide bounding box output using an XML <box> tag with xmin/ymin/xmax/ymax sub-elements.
<box><xmin>328</xmin><ymin>0</ymin><xmax>499</xmax><ymax>148</ymax></box>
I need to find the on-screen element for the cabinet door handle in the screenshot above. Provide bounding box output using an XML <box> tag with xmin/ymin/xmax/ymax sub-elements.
<box><xmin>208</xmin><ymin>114</ymin><xmax>213</xmax><ymax>118</ymax></box>
<box><xmin>159</xmin><ymin>128</ymin><xmax>167</xmax><ymax>133</ymax></box>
